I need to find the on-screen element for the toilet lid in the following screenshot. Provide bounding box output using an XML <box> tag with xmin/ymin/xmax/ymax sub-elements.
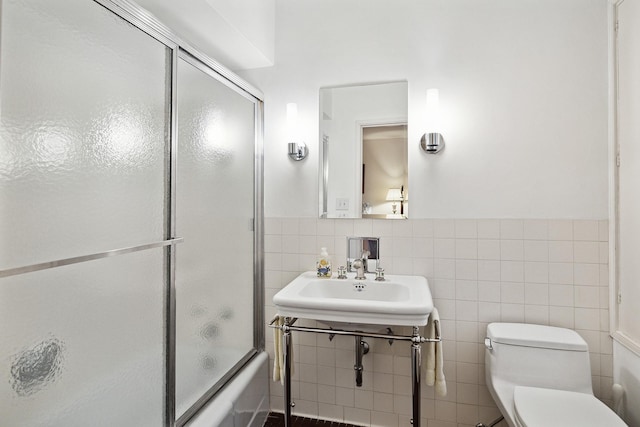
<box><xmin>513</xmin><ymin>386</ymin><xmax>627</xmax><ymax>427</ymax></box>
<box><xmin>487</xmin><ymin>323</ymin><xmax>588</xmax><ymax>351</ymax></box>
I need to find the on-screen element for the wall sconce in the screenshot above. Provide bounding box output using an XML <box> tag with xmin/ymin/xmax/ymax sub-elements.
<box><xmin>420</xmin><ymin>88</ymin><xmax>445</xmax><ymax>154</ymax></box>
<box><xmin>286</xmin><ymin>102</ymin><xmax>308</xmax><ymax>161</ymax></box>
<box><xmin>386</xmin><ymin>188</ymin><xmax>403</xmax><ymax>215</ymax></box>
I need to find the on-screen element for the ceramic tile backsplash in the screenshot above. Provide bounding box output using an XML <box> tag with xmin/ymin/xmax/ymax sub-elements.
<box><xmin>264</xmin><ymin>218</ymin><xmax>612</xmax><ymax>427</ymax></box>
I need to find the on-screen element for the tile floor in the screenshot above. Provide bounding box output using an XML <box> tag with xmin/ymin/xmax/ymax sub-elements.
<box><xmin>263</xmin><ymin>412</ymin><xmax>362</xmax><ymax>427</ymax></box>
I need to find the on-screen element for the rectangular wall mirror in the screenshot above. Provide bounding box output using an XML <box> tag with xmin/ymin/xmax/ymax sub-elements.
<box><xmin>319</xmin><ymin>81</ymin><xmax>408</xmax><ymax>219</ymax></box>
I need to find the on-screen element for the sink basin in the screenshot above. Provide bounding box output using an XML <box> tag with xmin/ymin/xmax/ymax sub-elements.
<box><xmin>273</xmin><ymin>271</ymin><xmax>433</xmax><ymax>329</ymax></box>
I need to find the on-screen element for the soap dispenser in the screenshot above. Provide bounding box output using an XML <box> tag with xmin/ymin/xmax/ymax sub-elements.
<box><xmin>316</xmin><ymin>247</ymin><xmax>332</xmax><ymax>278</ymax></box>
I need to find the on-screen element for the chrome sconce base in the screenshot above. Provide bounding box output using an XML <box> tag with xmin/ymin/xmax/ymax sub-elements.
<box><xmin>288</xmin><ymin>142</ymin><xmax>308</xmax><ymax>161</ymax></box>
<box><xmin>420</xmin><ymin>133</ymin><xmax>445</xmax><ymax>153</ymax></box>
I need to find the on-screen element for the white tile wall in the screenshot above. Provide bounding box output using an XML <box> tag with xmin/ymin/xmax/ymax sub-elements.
<box><xmin>264</xmin><ymin>218</ymin><xmax>613</xmax><ymax>427</ymax></box>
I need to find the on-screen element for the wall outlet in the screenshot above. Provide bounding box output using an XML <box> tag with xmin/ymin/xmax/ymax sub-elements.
<box><xmin>336</xmin><ymin>198</ymin><xmax>349</xmax><ymax>210</ymax></box>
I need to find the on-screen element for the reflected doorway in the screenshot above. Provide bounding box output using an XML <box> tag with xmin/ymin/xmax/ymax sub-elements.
<box><xmin>361</xmin><ymin>124</ymin><xmax>408</xmax><ymax>218</ymax></box>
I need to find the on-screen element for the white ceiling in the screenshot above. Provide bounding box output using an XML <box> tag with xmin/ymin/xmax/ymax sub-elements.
<box><xmin>132</xmin><ymin>0</ymin><xmax>275</xmax><ymax>71</ymax></box>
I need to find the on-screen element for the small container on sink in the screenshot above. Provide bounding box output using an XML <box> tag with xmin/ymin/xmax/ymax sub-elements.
<box><xmin>316</xmin><ymin>247</ymin><xmax>332</xmax><ymax>278</ymax></box>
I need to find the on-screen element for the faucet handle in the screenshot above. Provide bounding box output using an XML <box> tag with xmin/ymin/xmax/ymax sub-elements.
<box><xmin>337</xmin><ymin>266</ymin><xmax>347</xmax><ymax>279</ymax></box>
<box><xmin>375</xmin><ymin>267</ymin><xmax>385</xmax><ymax>281</ymax></box>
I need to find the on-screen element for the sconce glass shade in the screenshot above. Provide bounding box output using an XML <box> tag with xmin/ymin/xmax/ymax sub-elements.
<box><xmin>286</xmin><ymin>102</ymin><xmax>307</xmax><ymax>160</ymax></box>
<box><xmin>420</xmin><ymin>88</ymin><xmax>445</xmax><ymax>154</ymax></box>
<box><xmin>425</xmin><ymin>88</ymin><xmax>440</xmax><ymax>127</ymax></box>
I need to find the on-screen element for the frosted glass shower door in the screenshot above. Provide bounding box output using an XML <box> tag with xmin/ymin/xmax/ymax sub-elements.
<box><xmin>0</xmin><ymin>250</ymin><xmax>166</xmax><ymax>427</ymax></box>
<box><xmin>0</xmin><ymin>0</ymin><xmax>169</xmax><ymax>269</ymax></box>
<box><xmin>0</xmin><ymin>0</ymin><xmax>170</xmax><ymax>425</ymax></box>
<box><xmin>175</xmin><ymin>56</ymin><xmax>257</xmax><ymax>418</ymax></box>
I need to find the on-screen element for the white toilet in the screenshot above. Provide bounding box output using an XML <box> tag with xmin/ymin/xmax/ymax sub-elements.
<box><xmin>484</xmin><ymin>322</ymin><xmax>627</xmax><ymax>427</ymax></box>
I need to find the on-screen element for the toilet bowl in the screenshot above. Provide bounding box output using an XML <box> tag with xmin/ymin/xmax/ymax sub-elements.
<box><xmin>484</xmin><ymin>323</ymin><xmax>627</xmax><ymax>427</ymax></box>
<box><xmin>513</xmin><ymin>386</ymin><xmax>626</xmax><ymax>427</ymax></box>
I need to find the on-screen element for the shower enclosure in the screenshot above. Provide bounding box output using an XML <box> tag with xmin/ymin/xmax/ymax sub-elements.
<box><xmin>0</xmin><ymin>0</ymin><xmax>264</xmax><ymax>426</ymax></box>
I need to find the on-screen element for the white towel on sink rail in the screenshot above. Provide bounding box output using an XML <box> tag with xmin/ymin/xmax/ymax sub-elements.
<box><xmin>272</xmin><ymin>316</ymin><xmax>293</xmax><ymax>384</ymax></box>
<box><xmin>272</xmin><ymin>316</ymin><xmax>284</xmax><ymax>384</ymax></box>
<box><xmin>424</xmin><ymin>308</ymin><xmax>447</xmax><ymax>396</ymax></box>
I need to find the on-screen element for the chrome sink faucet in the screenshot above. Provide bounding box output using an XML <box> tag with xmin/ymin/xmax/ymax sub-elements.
<box><xmin>352</xmin><ymin>250</ymin><xmax>370</xmax><ymax>280</ymax></box>
<box><xmin>361</xmin><ymin>250</ymin><xmax>370</xmax><ymax>272</ymax></box>
<box><xmin>351</xmin><ymin>259</ymin><xmax>366</xmax><ymax>280</ymax></box>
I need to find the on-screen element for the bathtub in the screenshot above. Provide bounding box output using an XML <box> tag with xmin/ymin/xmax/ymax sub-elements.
<box><xmin>185</xmin><ymin>351</ymin><xmax>269</xmax><ymax>427</ymax></box>
<box><xmin>6</xmin><ymin>348</ymin><xmax>268</xmax><ymax>427</ymax></box>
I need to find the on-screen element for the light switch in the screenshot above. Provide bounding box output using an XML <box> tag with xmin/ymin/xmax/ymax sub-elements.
<box><xmin>336</xmin><ymin>198</ymin><xmax>349</xmax><ymax>210</ymax></box>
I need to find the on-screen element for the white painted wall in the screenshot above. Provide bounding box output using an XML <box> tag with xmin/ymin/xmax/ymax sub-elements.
<box><xmin>239</xmin><ymin>0</ymin><xmax>609</xmax><ymax>219</ymax></box>
<box><xmin>614</xmin><ymin>0</ymin><xmax>640</xmax><ymax>425</ymax></box>
<box><xmin>617</xmin><ymin>0</ymin><xmax>640</xmax><ymax>349</ymax></box>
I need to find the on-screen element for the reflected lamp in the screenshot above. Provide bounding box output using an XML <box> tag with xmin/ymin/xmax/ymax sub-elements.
<box><xmin>386</xmin><ymin>188</ymin><xmax>403</xmax><ymax>214</ymax></box>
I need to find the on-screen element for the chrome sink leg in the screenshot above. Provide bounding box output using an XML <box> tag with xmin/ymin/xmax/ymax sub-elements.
<box><xmin>283</xmin><ymin>318</ymin><xmax>293</xmax><ymax>427</ymax></box>
<box><xmin>411</xmin><ymin>326</ymin><xmax>422</xmax><ymax>427</ymax></box>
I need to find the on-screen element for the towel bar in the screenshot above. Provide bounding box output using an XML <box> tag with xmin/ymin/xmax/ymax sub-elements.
<box><xmin>268</xmin><ymin>320</ymin><xmax>441</xmax><ymax>343</ymax></box>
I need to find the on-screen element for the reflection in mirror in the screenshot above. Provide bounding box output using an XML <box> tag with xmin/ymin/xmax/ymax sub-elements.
<box><xmin>346</xmin><ymin>237</ymin><xmax>380</xmax><ymax>273</ymax></box>
<box><xmin>363</xmin><ymin>125</ymin><xmax>407</xmax><ymax>218</ymax></box>
<box><xmin>319</xmin><ymin>82</ymin><xmax>408</xmax><ymax>219</ymax></box>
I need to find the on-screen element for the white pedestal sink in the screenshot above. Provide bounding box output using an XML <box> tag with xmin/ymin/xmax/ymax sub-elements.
<box><xmin>273</xmin><ymin>271</ymin><xmax>434</xmax><ymax>329</ymax></box>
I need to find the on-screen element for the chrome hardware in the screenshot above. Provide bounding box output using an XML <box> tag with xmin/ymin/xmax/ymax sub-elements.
<box><xmin>484</xmin><ymin>337</ymin><xmax>493</xmax><ymax>350</ymax></box>
<box><xmin>375</xmin><ymin>267</ymin><xmax>385</xmax><ymax>281</ymax></box>
<box><xmin>352</xmin><ymin>258</ymin><xmax>366</xmax><ymax>280</ymax></box>
<box><xmin>361</xmin><ymin>250</ymin><xmax>370</xmax><ymax>271</ymax></box>
<box><xmin>288</xmin><ymin>142</ymin><xmax>308</xmax><ymax>161</ymax></box>
<box><xmin>337</xmin><ymin>265</ymin><xmax>347</xmax><ymax>279</ymax></box>
<box><xmin>353</xmin><ymin>282</ymin><xmax>366</xmax><ymax>291</ymax></box>
<box><xmin>475</xmin><ymin>415</ymin><xmax>504</xmax><ymax>427</ymax></box>
<box><xmin>420</xmin><ymin>132</ymin><xmax>445</xmax><ymax>154</ymax></box>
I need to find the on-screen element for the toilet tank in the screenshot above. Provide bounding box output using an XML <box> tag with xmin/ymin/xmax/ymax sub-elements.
<box><xmin>485</xmin><ymin>323</ymin><xmax>593</xmax><ymax>394</ymax></box>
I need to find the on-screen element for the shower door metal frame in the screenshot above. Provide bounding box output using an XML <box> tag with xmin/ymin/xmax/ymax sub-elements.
<box><xmin>172</xmin><ymin>49</ymin><xmax>265</xmax><ymax>427</ymax></box>
<box><xmin>27</xmin><ymin>1</ymin><xmax>264</xmax><ymax>426</ymax></box>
